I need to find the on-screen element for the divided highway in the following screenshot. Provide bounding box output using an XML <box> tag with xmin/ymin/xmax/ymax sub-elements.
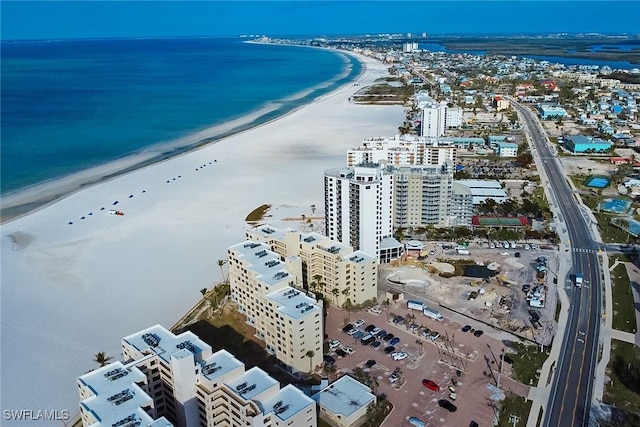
<box><xmin>512</xmin><ymin>101</ymin><xmax>602</xmax><ymax>427</ymax></box>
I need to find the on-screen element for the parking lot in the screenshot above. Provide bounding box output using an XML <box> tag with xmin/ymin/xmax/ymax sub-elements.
<box><xmin>323</xmin><ymin>301</ymin><xmax>530</xmax><ymax>427</ymax></box>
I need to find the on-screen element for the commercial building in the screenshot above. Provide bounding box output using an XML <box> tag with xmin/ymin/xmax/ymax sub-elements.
<box><xmin>346</xmin><ymin>134</ymin><xmax>456</xmax><ymax>167</ymax></box>
<box><xmin>312</xmin><ymin>375</ymin><xmax>376</xmax><ymax>427</ymax></box>
<box><xmin>78</xmin><ymin>325</ymin><xmax>317</xmax><ymax>427</ymax></box>
<box><xmin>564</xmin><ymin>135</ymin><xmax>612</xmax><ymax>153</ymax></box>
<box><xmin>455</xmin><ymin>180</ymin><xmax>509</xmax><ymax>205</ymax></box>
<box><xmin>227</xmin><ymin>241</ymin><xmax>323</xmax><ymax>374</ymax></box>
<box><xmin>245</xmin><ymin>226</ymin><xmax>378</xmax><ymax>306</ymax></box>
<box><xmin>496</xmin><ymin>142</ymin><xmax>519</xmax><ymax>157</ymax></box>
<box><xmin>535</xmin><ymin>104</ymin><xmax>568</xmax><ymax>120</ymax></box>
<box><xmin>492</xmin><ymin>96</ymin><xmax>510</xmax><ymax>111</ymax></box>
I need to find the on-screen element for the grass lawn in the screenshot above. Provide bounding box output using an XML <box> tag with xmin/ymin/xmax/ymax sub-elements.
<box><xmin>507</xmin><ymin>342</ymin><xmax>550</xmax><ymax>386</ymax></box>
<box><xmin>603</xmin><ymin>340</ymin><xmax>640</xmax><ymax>414</ymax></box>
<box><xmin>497</xmin><ymin>392</ymin><xmax>533</xmax><ymax>427</ymax></box>
<box><xmin>609</xmin><ymin>262</ymin><xmax>638</xmax><ymax>334</ymax></box>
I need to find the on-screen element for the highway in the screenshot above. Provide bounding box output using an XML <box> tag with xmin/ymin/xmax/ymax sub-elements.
<box><xmin>512</xmin><ymin>101</ymin><xmax>602</xmax><ymax>427</ymax></box>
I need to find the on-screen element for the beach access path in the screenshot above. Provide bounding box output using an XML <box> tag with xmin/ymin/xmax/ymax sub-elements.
<box><xmin>0</xmin><ymin>52</ymin><xmax>407</xmax><ymax>421</ymax></box>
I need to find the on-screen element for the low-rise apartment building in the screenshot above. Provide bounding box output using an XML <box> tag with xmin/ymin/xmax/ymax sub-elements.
<box><xmin>78</xmin><ymin>325</ymin><xmax>317</xmax><ymax>427</ymax></box>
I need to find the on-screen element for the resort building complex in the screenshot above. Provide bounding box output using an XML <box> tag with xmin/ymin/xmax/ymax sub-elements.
<box><xmin>324</xmin><ymin>161</ymin><xmax>474</xmax><ymax>261</ymax></box>
<box><xmin>418</xmin><ymin>93</ymin><xmax>463</xmax><ymax>137</ymax></box>
<box><xmin>78</xmin><ymin>325</ymin><xmax>317</xmax><ymax>427</ymax></box>
<box><xmin>244</xmin><ymin>225</ymin><xmax>378</xmax><ymax>305</ymax></box>
<box><xmin>346</xmin><ymin>134</ymin><xmax>457</xmax><ymax>167</ymax></box>
<box><xmin>227</xmin><ymin>240</ymin><xmax>324</xmax><ymax>374</ymax></box>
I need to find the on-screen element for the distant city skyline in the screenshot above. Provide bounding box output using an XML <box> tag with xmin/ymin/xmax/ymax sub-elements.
<box><xmin>2</xmin><ymin>1</ymin><xmax>639</xmax><ymax>41</ymax></box>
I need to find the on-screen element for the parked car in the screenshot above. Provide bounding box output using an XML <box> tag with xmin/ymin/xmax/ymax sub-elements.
<box><xmin>500</xmin><ymin>251</ymin><xmax>509</xmax><ymax>256</ymax></box>
<box><xmin>408</xmin><ymin>417</ymin><xmax>425</xmax><ymax>427</ymax></box>
<box><xmin>469</xmin><ymin>421</ymin><xmax>479</xmax><ymax>427</ymax></box>
<box><xmin>335</xmin><ymin>348</ymin><xmax>347</xmax><ymax>357</ymax></box>
<box><xmin>428</xmin><ymin>332</ymin><xmax>440</xmax><ymax>341</ymax></box>
<box><xmin>371</xmin><ymin>327</ymin><xmax>381</xmax><ymax>335</ymax></box>
<box><xmin>370</xmin><ymin>340</ymin><xmax>381</xmax><ymax>349</ymax></box>
<box><xmin>391</xmin><ymin>351</ymin><xmax>408</xmax><ymax>361</ymax></box>
<box><xmin>389</xmin><ymin>337</ymin><xmax>400</xmax><ymax>346</ymax></box>
<box><xmin>422</xmin><ymin>379</ymin><xmax>440</xmax><ymax>391</ymax></box>
<box><xmin>323</xmin><ymin>355</ymin><xmax>335</xmax><ymax>365</ymax></box>
<box><xmin>522</xmin><ymin>284</ymin><xmax>531</xmax><ymax>293</ymax></box>
<box><xmin>515</xmin><ymin>252</ymin><xmax>521</xmax><ymax>258</ymax></box>
<box><xmin>376</xmin><ymin>329</ymin><xmax>387</xmax><ymax>339</ymax></box>
<box><xmin>461</xmin><ymin>325</ymin><xmax>472</xmax><ymax>332</ymax></box>
<box><xmin>342</xmin><ymin>324</ymin><xmax>354</xmax><ymax>333</ymax></box>
<box><xmin>364</xmin><ymin>359</ymin><xmax>376</xmax><ymax>368</ymax></box>
<box><xmin>341</xmin><ymin>346</ymin><xmax>354</xmax><ymax>355</ymax></box>
<box><xmin>473</xmin><ymin>330</ymin><xmax>484</xmax><ymax>337</ymax></box>
<box><xmin>449</xmin><ymin>393</ymin><xmax>457</xmax><ymax>401</ymax></box>
<box><xmin>365</xmin><ymin>324</ymin><xmax>376</xmax><ymax>332</ymax></box>
<box><xmin>353</xmin><ymin>331</ymin><xmax>365</xmax><ymax>339</ymax></box>
<box><xmin>384</xmin><ymin>346</ymin><xmax>396</xmax><ymax>354</ymax></box>
<box><xmin>438</xmin><ymin>399</ymin><xmax>457</xmax><ymax>412</ymax></box>
<box><xmin>369</xmin><ymin>306</ymin><xmax>382</xmax><ymax>314</ymax></box>
<box><xmin>383</xmin><ymin>333</ymin><xmax>394</xmax><ymax>342</ymax></box>
<box><xmin>329</xmin><ymin>340</ymin><xmax>341</xmax><ymax>349</ymax></box>
<box><xmin>354</xmin><ymin>319</ymin><xmax>365</xmax><ymax>327</ymax></box>
<box><xmin>392</xmin><ymin>316</ymin><xmax>404</xmax><ymax>324</ymax></box>
<box><xmin>347</xmin><ymin>328</ymin><xmax>359</xmax><ymax>336</ymax></box>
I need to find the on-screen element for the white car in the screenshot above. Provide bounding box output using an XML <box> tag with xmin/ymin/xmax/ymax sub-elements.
<box><xmin>354</xmin><ymin>319</ymin><xmax>365</xmax><ymax>328</ymax></box>
<box><xmin>500</xmin><ymin>252</ymin><xmax>509</xmax><ymax>256</ymax></box>
<box><xmin>371</xmin><ymin>327</ymin><xmax>381</xmax><ymax>335</ymax></box>
<box><xmin>391</xmin><ymin>351</ymin><xmax>408</xmax><ymax>361</ymax></box>
<box><xmin>341</xmin><ymin>346</ymin><xmax>354</xmax><ymax>355</ymax></box>
<box><xmin>329</xmin><ymin>340</ymin><xmax>341</xmax><ymax>350</ymax></box>
<box><xmin>369</xmin><ymin>306</ymin><xmax>382</xmax><ymax>314</ymax></box>
<box><xmin>347</xmin><ymin>328</ymin><xmax>359</xmax><ymax>336</ymax></box>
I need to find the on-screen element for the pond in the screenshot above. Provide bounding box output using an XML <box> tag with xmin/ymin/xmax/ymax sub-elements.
<box><xmin>464</xmin><ymin>265</ymin><xmax>498</xmax><ymax>278</ymax></box>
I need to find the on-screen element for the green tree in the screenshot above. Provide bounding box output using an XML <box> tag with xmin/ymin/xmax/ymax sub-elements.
<box><xmin>341</xmin><ymin>287</ymin><xmax>351</xmax><ymax>306</ymax></box>
<box><xmin>200</xmin><ymin>288</ymin><xmax>208</xmax><ymax>297</ymax></box>
<box><xmin>93</xmin><ymin>352</ymin><xmax>113</xmax><ymax>367</ymax></box>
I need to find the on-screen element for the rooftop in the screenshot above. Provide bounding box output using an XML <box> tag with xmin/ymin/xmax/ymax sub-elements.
<box><xmin>122</xmin><ymin>324</ymin><xmax>210</xmax><ymax>365</ymax></box>
<box><xmin>229</xmin><ymin>241</ymin><xmax>293</xmax><ymax>286</ymax></box>
<box><xmin>344</xmin><ymin>250</ymin><xmax>376</xmax><ymax>264</ymax></box>
<box><xmin>78</xmin><ymin>362</ymin><xmax>157</xmax><ymax>427</ymax></box>
<box><xmin>312</xmin><ymin>375</ymin><xmax>375</xmax><ymax>418</ymax></box>
<box><xmin>266</xmin><ymin>286</ymin><xmax>321</xmax><ymax>320</ymax></box>
<box><xmin>226</xmin><ymin>366</ymin><xmax>278</xmax><ymax>402</ymax></box>
<box><xmin>261</xmin><ymin>384</ymin><xmax>314</xmax><ymax>421</ymax></box>
<box><xmin>200</xmin><ymin>349</ymin><xmax>244</xmax><ymax>382</ymax></box>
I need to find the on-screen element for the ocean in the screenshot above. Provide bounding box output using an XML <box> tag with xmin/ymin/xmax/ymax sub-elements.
<box><xmin>0</xmin><ymin>37</ymin><xmax>359</xmax><ymax>196</ymax></box>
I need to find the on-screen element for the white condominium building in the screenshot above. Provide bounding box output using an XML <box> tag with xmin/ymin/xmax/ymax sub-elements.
<box><xmin>324</xmin><ymin>162</ymin><xmax>472</xmax><ymax>249</ymax></box>
<box><xmin>227</xmin><ymin>241</ymin><xmax>323</xmax><ymax>374</ymax></box>
<box><xmin>245</xmin><ymin>226</ymin><xmax>378</xmax><ymax>306</ymax></box>
<box><xmin>78</xmin><ymin>325</ymin><xmax>317</xmax><ymax>427</ymax></box>
<box><xmin>419</xmin><ymin>93</ymin><xmax>463</xmax><ymax>137</ymax></box>
<box><xmin>346</xmin><ymin>134</ymin><xmax>456</xmax><ymax>167</ymax></box>
<box><xmin>324</xmin><ymin>164</ymin><xmax>396</xmax><ymax>262</ymax></box>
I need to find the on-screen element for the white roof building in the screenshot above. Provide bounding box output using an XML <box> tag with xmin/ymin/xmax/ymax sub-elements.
<box><xmin>312</xmin><ymin>375</ymin><xmax>376</xmax><ymax>427</ymax></box>
<box><xmin>78</xmin><ymin>325</ymin><xmax>317</xmax><ymax>427</ymax></box>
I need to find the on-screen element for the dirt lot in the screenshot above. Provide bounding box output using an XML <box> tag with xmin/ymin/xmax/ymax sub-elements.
<box><xmin>324</xmin><ymin>303</ymin><xmax>530</xmax><ymax>427</ymax></box>
<box><xmin>378</xmin><ymin>241</ymin><xmax>559</xmax><ymax>346</ymax></box>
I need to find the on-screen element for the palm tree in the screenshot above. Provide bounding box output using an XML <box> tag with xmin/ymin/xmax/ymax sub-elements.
<box><xmin>416</xmin><ymin>339</ymin><xmax>424</xmax><ymax>355</ymax></box>
<box><xmin>200</xmin><ymin>288</ymin><xmax>208</xmax><ymax>297</ymax></box>
<box><xmin>217</xmin><ymin>259</ymin><xmax>227</xmax><ymax>284</ymax></box>
<box><xmin>382</xmin><ymin>299</ymin><xmax>391</xmax><ymax>321</ymax></box>
<box><xmin>93</xmin><ymin>352</ymin><xmax>112</xmax><ymax>367</ymax></box>
<box><xmin>341</xmin><ymin>287</ymin><xmax>351</xmax><ymax>306</ymax></box>
<box><xmin>331</xmin><ymin>288</ymin><xmax>340</xmax><ymax>305</ymax></box>
<box><xmin>305</xmin><ymin>350</ymin><xmax>315</xmax><ymax>373</ymax></box>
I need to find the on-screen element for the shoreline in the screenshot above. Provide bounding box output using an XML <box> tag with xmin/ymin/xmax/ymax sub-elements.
<box><xmin>0</xmin><ymin>49</ymin><xmax>407</xmax><ymax>416</ymax></box>
<box><xmin>0</xmin><ymin>43</ymin><xmax>360</xmax><ymax>223</ymax></box>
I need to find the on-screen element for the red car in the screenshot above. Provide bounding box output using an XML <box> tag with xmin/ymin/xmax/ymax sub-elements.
<box><xmin>422</xmin><ymin>379</ymin><xmax>440</xmax><ymax>391</ymax></box>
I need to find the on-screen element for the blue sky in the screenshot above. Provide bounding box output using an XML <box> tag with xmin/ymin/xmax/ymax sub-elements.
<box><xmin>2</xmin><ymin>1</ymin><xmax>639</xmax><ymax>40</ymax></box>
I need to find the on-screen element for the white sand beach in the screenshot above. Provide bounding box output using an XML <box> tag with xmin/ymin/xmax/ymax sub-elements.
<box><xmin>0</xmin><ymin>53</ymin><xmax>406</xmax><ymax>421</ymax></box>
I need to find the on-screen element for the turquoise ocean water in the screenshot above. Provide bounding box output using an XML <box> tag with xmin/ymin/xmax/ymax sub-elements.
<box><xmin>1</xmin><ymin>37</ymin><xmax>360</xmax><ymax>195</ymax></box>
